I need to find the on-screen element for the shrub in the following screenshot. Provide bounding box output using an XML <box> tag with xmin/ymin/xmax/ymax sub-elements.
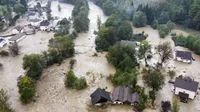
<box><xmin>0</xmin><ymin>50</ymin><xmax>9</xmax><ymax>57</ymax></box>
<box><xmin>65</xmin><ymin>70</ymin><xmax>77</xmax><ymax>88</ymax></box>
<box><xmin>74</xmin><ymin>77</ymin><xmax>87</xmax><ymax>90</ymax></box>
<box><xmin>0</xmin><ymin>89</ymin><xmax>14</xmax><ymax>112</ymax></box>
<box><xmin>17</xmin><ymin>76</ymin><xmax>36</xmax><ymax>104</ymax></box>
<box><xmin>158</xmin><ymin>24</ymin><xmax>170</xmax><ymax>38</ymax></box>
<box><xmin>168</xmin><ymin>70</ymin><xmax>176</xmax><ymax>79</ymax></box>
<box><xmin>69</xmin><ymin>59</ymin><xmax>76</xmax><ymax>69</ymax></box>
<box><xmin>64</xmin><ymin>71</ymin><xmax>87</xmax><ymax>90</ymax></box>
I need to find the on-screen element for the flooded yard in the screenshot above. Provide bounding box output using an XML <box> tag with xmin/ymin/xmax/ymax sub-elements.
<box><xmin>135</xmin><ymin>26</ymin><xmax>200</xmax><ymax>112</ymax></box>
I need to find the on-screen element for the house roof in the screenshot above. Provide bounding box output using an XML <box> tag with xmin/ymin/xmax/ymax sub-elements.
<box><xmin>112</xmin><ymin>86</ymin><xmax>134</xmax><ymax>104</ymax></box>
<box><xmin>90</xmin><ymin>88</ymin><xmax>111</xmax><ymax>105</ymax></box>
<box><xmin>123</xmin><ymin>87</ymin><xmax>132</xmax><ymax>103</ymax></box>
<box><xmin>112</xmin><ymin>86</ymin><xmax>125</xmax><ymax>102</ymax></box>
<box><xmin>131</xmin><ymin>93</ymin><xmax>139</xmax><ymax>103</ymax></box>
<box><xmin>174</xmin><ymin>77</ymin><xmax>199</xmax><ymax>92</ymax></box>
<box><xmin>176</xmin><ymin>51</ymin><xmax>192</xmax><ymax>60</ymax></box>
<box><xmin>9</xmin><ymin>33</ymin><xmax>25</xmax><ymax>42</ymax></box>
<box><xmin>40</xmin><ymin>20</ymin><xmax>50</xmax><ymax>26</ymax></box>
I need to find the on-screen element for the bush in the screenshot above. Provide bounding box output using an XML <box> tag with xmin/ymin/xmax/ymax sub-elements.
<box><xmin>151</xmin><ymin>20</ymin><xmax>159</xmax><ymax>29</ymax></box>
<box><xmin>168</xmin><ymin>70</ymin><xmax>176</xmax><ymax>79</ymax></box>
<box><xmin>65</xmin><ymin>70</ymin><xmax>77</xmax><ymax>88</ymax></box>
<box><xmin>0</xmin><ymin>50</ymin><xmax>9</xmax><ymax>57</ymax></box>
<box><xmin>158</xmin><ymin>24</ymin><xmax>170</xmax><ymax>38</ymax></box>
<box><xmin>64</xmin><ymin>71</ymin><xmax>87</xmax><ymax>90</ymax></box>
<box><xmin>110</xmin><ymin>69</ymin><xmax>138</xmax><ymax>87</ymax></box>
<box><xmin>69</xmin><ymin>59</ymin><xmax>76</xmax><ymax>69</ymax></box>
<box><xmin>17</xmin><ymin>76</ymin><xmax>36</xmax><ymax>104</ymax></box>
<box><xmin>74</xmin><ymin>77</ymin><xmax>87</xmax><ymax>90</ymax></box>
<box><xmin>0</xmin><ymin>89</ymin><xmax>14</xmax><ymax>112</ymax></box>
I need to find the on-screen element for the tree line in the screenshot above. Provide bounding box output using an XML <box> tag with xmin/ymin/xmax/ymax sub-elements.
<box><xmin>17</xmin><ymin>35</ymin><xmax>74</xmax><ymax>104</ymax></box>
<box><xmin>64</xmin><ymin>0</ymin><xmax>90</xmax><ymax>33</ymax></box>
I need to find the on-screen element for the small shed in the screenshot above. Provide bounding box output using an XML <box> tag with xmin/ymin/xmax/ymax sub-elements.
<box><xmin>174</xmin><ymin>77</ymin><xmax>199</xmax><ymax>101</ymax></box>
<box><xmin>90</xmin><ymin>88</ymin><xmax>111</xmax><ymax>105</ymax></box>
<box><xmin>175</xmin><ymin>51</ymin><xmax>192</xmax><ymax>64</ymax></box>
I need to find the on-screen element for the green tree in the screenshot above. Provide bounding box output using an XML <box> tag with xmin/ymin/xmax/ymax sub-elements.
<box><xmin>189</xmin><ymin>0</ymin><xmax>200</xmax><ymax>30</ymax></box>
<box><xmin>117</xmin><ymin>21</ymin><xmax>133</xmax><ymax>40</ymax></box>
<box><xmin>172</xmin><ymin>96</ymin><xmax>180</xmax><ymax>112</ymax></box>
<box><xmin>65</xmin><ymin>70</ymin><xmax>77</xmax><ymax>88</ymax></box>
<box><xmin>133</xmin><ymin>11</ymin><xmax>147</xmax><ymax>27</ymax></box>
<box><xmin>167</xmin><ymin>20</ymin><xmax>175</xmax><ymax>32</ymax></box>
<box><xmin>168</xmin><ymin>70</ymin><xmax>176</xmax><ymax>79</ymax></box>
<box><xmin>14</xmin><ymin>3</ymin><xmax>26</xmax><ymax>14</ymax></box>
<box><xmin>17</xmin><ymin>76</ymin><xmax>36</xmax><ymax>104</ymax></box>
<box><xmin>74</xmin><ymin>77</ymin><xmax>87</xmax><ymax>90</ymax></box>
<box><xmin>23</xmin><ymin>54</ymin><xmax>44</xmax><ymax>80</ymax></box>
<box><xmin>0</xmin><ymin>89</ymin><xmax>14</xmax><ymax>112</ymax></box>
<box><xmin>97</xmin><ymin>16</ymin><xmax>101</xmax><ymax>30</ymax></box>
<box><xmin>138</xmin><ymin>41</ymin><xmax>151</xmax><ymax>66</ymax></box>
<box><xmin>48</xmin><ymin>36</ymin><xmax>74</xmax><ymax>58</ymax></box>
<box><xmin>155</xmin><ymin>42</ymin><xmax>173</xmax><ymax>66</ymax></box>
<box><xmin>151</xmin><ymin>20</ymin><xmax>159</xmax><ymax>29</ymax></box>
<box><xmin>158</xmin><ymin>25</ymin><xmax>170</xmax><ymax>38</ymax></box>
<box><xmin>106</xmin><ymin>43</ymin><xmax>138</xmax><ymax>71</ymax></box>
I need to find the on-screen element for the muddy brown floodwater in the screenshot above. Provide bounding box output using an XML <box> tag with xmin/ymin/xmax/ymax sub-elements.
<box><xmin>1</xmin><ymin>1</ymin><xmax>200</xmax><ymax>112</ymax></box>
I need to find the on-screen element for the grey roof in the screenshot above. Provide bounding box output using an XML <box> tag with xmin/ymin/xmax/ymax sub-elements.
<box><xmin>131</xmin><ymin>93</ymin><xmax>139</xmax><ymax>103</ymax></box>
<box><xmin>176</xmin><ymin>51</ymin><xmax>192</xmax><ymax>60</ymax></box>
<box><xmin>9</xmin><ymin>33</ymin><xmax>25</xmax><ymax>42</ymax></box>
<box><xmin>112</xmin><ymin>86</ymin><xmax>133</xmax><ymax>104</ymax></box>
<box><xmin>123</xmin><ymin>87</ymin><xmax>132</xmax><ymax>103</ymax></box>
<box><xmin>174</xmin><ymin>77</ymin><xmax>199</xmax><ymax>92</ymax></box>
<box><xmin>40</xmin><ymin>20</ymin><xmax>50</xmax><ymax>26</ymax></box>
<box><xmin>112</xmin><ymin>86</ymin><xmax>125</xmax><ymax>102</ymax></box>
<box><xmin>90</xmin><ymin>88</ymin><xmax>111</xmax><ymax>105</ymax></box>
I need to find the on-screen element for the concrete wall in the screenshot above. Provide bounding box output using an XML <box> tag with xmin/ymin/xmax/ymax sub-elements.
<box><xmin>174</xmin><ymin>87</ymin><xmax>196</xmax><ymax>99</ymax></box>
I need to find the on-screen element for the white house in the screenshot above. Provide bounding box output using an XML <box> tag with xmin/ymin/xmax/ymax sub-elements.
<box><xmin>40</xmin><ymin>20</ymin><xmax>50</xmax><ymax>31</ymax></box>
<box><xmin>176</xmin><ymin>51</ymin><xmax>192</xmax><ymax>64</ymax></box>
<box><xmin>0</xmin><ymin>37</ymin><xmax>7</xmax><ymax>48</ymax></box>
<box><xmin>174</xmin><ymin>77</ymin><xmax>199</xmax><ymax>102</ymax></box>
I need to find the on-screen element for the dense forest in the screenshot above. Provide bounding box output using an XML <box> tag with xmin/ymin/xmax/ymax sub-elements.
<box><xmin>92</xmin><ymin>0</ymin><xmax>200</xmax><ymax>30</ymax></box>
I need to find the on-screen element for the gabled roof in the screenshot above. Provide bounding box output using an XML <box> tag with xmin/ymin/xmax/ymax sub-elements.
<box><xmin>40</xmin><ymin>20</ymin><xmax>50</xmax><ymax>26</ymax></box>
<box><xmin>176</xmin><ymin>51</ymin><xmax>192</xmax><ymax>60</ymax></box>
<box><xmin>112</xmin><ymin>86</ymin><xmax>133</xmax><ymax>104</ymax></box>
<box><xmin>131</xmin><ymin>93</ymin><xmax>139</xmax><ymax>103</ymax></box>
<box><xmin>112</xmin><ymin>86</ymin><xmax>125</xmax><ymax>102</ymax></box>
<box><xmin>174</xmin><ymin>77</ymin><xmax>199</xmax><ymax>92</ymax></box>
<box><xmin>90</xmin><ymin>88</ymin><xmax>111</xmax><ymax>105</ymax></box>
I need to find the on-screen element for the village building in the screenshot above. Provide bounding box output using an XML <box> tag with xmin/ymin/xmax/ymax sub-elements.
<box><xmin>40</xmin><ymin>20</ymin><xmax>50</xmax><ymax>31</ymax></box>
<box><xmin>112</xmin><ymin>86</ymin><xmax>139</xmax><ymax>105</ymax></box>
<box><xmin>90</xmin><ymin>88</ymin><xmax>111</xmax><ymax>105</ymax></box>
<box><xmin>12</xmin><ymin>26</ymin><xmax>24</xmax><ymax>34</ymax></box>
<box><xmin>9</xmin><ymin>33</ymin><xmax>26</xmax><ymax>44</ymax></box>
<box><xmin>0</xmin><ymin>37</ymin><xmax>7</xmax><ymax>48</ymax></box>
<box><xmin>175</xmin><ymin>51</ymin><xmax>193</xmax><ymax>64</ymax></box>
<box><xmin>174</xmin><ymin>77</ymin><xmax>199</xmax><ymax>103</ymax></box>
